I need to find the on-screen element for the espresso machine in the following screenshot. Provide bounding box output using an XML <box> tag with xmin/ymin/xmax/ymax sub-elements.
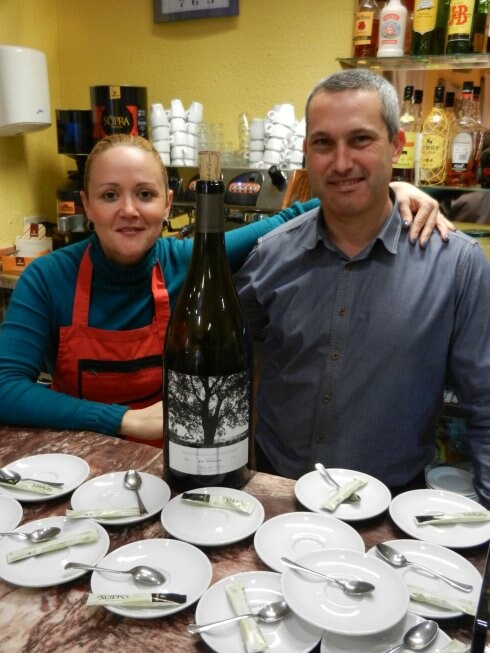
<box><xmin>55</xmin><ymin>109</ymin><xmax>93</xmax><ymax>240</ymax></box>
<box><xmin>167</xmin><ymin>165</ymin><xmax>296</xmax><ymax>236</ymax></box>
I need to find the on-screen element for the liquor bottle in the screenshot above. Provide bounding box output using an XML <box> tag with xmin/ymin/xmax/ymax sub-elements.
<box><xmin>444</xmin><ymin>91</ymin><xmax>457</xmax><ymax>124</ymax></box>
<box><xmin>446</xmin><ymin>81</ymin><xmax>478</xmax><ymax>186</ymax></box>
<box><xmin>404</xmin><ymin>0</ymin><xmax>415</xmax><ymax>53</ymax></box>
<box><xmin>163</xmin><ymin>151</ymin><xmax>253</xmax><ymax>491</ymax></box>
<box><xmin>378</xmin><ymin>0</ymin><xmax>408</xmax><ymax>56</ymax></box>
<box><xmin>446</xmin><ymin>0</ymin><xmax>477</xmax><ymax>53</ymax></box>
<box><xmin>471</xmin><ymin>85</ymin><xmax>486</xmax><ymax>180</ymax></box>
<box><xmin>419</xmin><ymin>85</ymin><xmax>450</xmax><ymax>185</ymax></box>
<box><xmin>392</xmin><ymin>85</ymin><xmax>416</xmax><ymax>182</ymax></box>
<box><xmin>472</xmin><ymin>0</ymin><xmax>488</xmax><ymax>51</ymax></box>
<box><xmin>411</xmin><ymin>0</ymin><xmax>450</xmax><ymax>55</ymax></box>
<box><xmin>353</xmin><ymin>0</ymin><xmax>380</xmax><ymax>57</ymax></box>
<box><xmin>413</xmin><ymin>89</ymin><xmax>425</xmax><ymax>184</ymax></box>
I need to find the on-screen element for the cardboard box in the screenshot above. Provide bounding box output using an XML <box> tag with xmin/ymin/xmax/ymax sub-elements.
<box><xmin>1</xmin><ymin>251</ymin><xmax>49</xmax><ymax>274</ymax></box>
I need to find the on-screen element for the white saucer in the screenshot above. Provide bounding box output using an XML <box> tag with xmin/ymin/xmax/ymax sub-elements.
<box><xmin>0</xmin><ymin>453</ymin><xmax>90</xmax><ymax>502</ymax></box>
<box><xmin>294</xmin><ymin>469</ymin><xmax>391</xmax><ymax>521</ymax></box>
<box><xmin>254</xmin><ymin>511</ymin><xmax>365</xmax><ymax>573</ymax></box>
<box><xmin>0</xmin><ymin>515</ymin><xmax>109</xmax><ymax>588</ymax></box>
<box><xmin>90</xmin><ymin>538</ymin><xmax>212</xmax><ymax>619</ymax></box>
<box><xmin>426</xmin><ymin>465</ymin><xmax>477</xmax><ymax>498</ymax></box>
<box><xmin>70</xmin><ymin>471</ymin><xmax>171</xmax><ymax>525</ymax></box>
<box><xmin>321</xmin><ymin>610</ymin><xmax>450</xmax><ymax>653</ymax></box>
<box><xmin>389</xmin><ymin>489</ymin><xmax>490</xmax><ymax>548</ymax></box>
<box><xmin>161</xmin><ymin>487</ymin><xmax>265</xmax><ymax>546</ymax></box>
<box><xmin>367</xmin><ymin>539</ymin><xmax>482</xmax><ymax>619</ymax></box>
<box><xmin>281</xmin><ymin>548</ymin><xmax>409</xmax><ymax>635</ymax></box>
<box><xmin>0</xmin><ymin>495</ymin><xmax>23</xmax><ymax>534</ymax></box>
<box><xmin>194</xmin><ymin>570</ymin><xmax>323</xmax><ymax>653</ymax></box>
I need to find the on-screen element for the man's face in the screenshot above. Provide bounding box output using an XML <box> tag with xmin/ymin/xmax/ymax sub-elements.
<box><xmin>304</xmin><ymin>88</ymin><xmax>404</xmax><ymax>224</ymax></box>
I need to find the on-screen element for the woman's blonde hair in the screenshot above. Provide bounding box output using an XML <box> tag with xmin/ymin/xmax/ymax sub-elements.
<box><xmin>83</xmin><ymin>134</ymin><xmax>168</xmax><ymax>196</ymax></box>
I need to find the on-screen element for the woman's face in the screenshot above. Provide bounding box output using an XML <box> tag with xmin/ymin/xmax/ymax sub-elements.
<box><xmin>81</xmin><ymin>145</ymin><xmax>172</xmax><ymax>266</ymax></box>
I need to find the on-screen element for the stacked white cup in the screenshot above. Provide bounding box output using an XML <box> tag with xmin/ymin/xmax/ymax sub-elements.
<box><xmin>248</xmin><ymin>118</ymin><xmax>266</xmax><ymax>166</ymax></box>
<box><xmin>286</xmin><ymin>117</ymin><xmax>306</xmax><ymax>168</ymax></box>
<box><xmin>150</xmin><ymin>103</ymin><xmax>170</xmax><ymax>166</ymax></box>
<box><xmin>263</xmin><ymin>103</ymin><xmax>296</xmax><ymax>167</ymax></box>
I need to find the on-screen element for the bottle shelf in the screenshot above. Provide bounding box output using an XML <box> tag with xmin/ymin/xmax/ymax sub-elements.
<box><xmin>337</xmin><ymin>53</ymin><xmax>490</xmax><ymax>72</ymax></box>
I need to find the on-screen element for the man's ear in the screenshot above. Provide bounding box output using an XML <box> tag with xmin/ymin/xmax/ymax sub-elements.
<box><xmin>392</xmin><ymin>129</ymin><xmax>406</xmax><ymax>163</ymax></box>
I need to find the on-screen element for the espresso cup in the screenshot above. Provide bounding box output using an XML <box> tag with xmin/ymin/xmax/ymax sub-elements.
<box><xmin>265</xmin><ymin>137</ymin><xmax>288</xmax><ymax>152</ymax></box>
<box><xmin>151</xmin><ymin>125</ymin><xmax>170</xmax><ymax>141</ymax></box>
<box><xmin>170</xmin><ymin>98</ymin><xmax>186</xmax><ymax>119</ymax></box>
<box><xmin>150</xmin><ymin>103</ymin><xmax>169</xmax><ymax>128</ymax></box>
<box><xmin>186</xmin><ymin>100</ymin><xmax>203</xmax><ymax>123</ymax></box>
<box><xmin>263</xmin><ymin>149</ymin><xmax>283</xmax><ymax>164</ymax></box>
<box><xmin>152</xmin><ymin>138</ymin><xmax>171</xmax><ymax>153</ymax></box>
<box><xmin>267</xmin><ymin>103</ymin><xmax>296</xmax><ymax>126</ymax></box>
<box><xmin>170</xmin><ymin>131</ymin><xmax>189</xmax><ymax>146</ymax></box>
<box><xmin>159</xmin><ymin>152</ymin><xmax>170</xmax><ymax>166</ymax></box>
<box><xmin>249</xmin><ymin>150</ymin><xmax>263</xmax><ymax>164</ymax></box>
<box><xmin>265</xmin><ymin>122</ymin><xmax>293</xmax><ymax>139</ymax></box>
<box><xmin>249</xmin><ymin>138</ymin><xmax>265</xmax><ymax>151</ymax></box>
<box><xmin>187</xmin><ymin>121</ymin><xmax>200</xmax><ymax>135</ymax></box>
<box><xmin>170</xmin><ymin>117</ymin><xmax>187</xmax><ymax>133</ymax></box>
<box><xmin>250</xmin><ymin>118</ymin><xmax>266</xmax><ymax>140</ymax></box>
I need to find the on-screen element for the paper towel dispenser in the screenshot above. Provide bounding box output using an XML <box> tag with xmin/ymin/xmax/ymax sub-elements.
<box><xmin>0</xmin><ymin>45</ymin><xmax>51</xmax><ymax>136</ymax></box>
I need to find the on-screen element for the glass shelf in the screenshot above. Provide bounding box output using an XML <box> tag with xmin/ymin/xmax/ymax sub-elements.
<box><xmin>337</xmin><ymin>54</ymin><xmax>490</xmax><ymax>72</ymax></box>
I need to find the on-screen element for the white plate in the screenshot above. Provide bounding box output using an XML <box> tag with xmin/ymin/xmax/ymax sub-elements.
<box><xmin>70</xmin><ymin>471</ymin><xmax>171</xmax><ymax>525</ymax></box>
<box><xmin>426</xmin><ymin>465</ymin><xmax>477</xmax><ymax>497</ymax></box>
<box><xmin>0</xmin><ymin>453</ymin><xmax>90</xmax><ymax>502</ymax></box>
<box><xmin>0</xmin><ymin>495</ymin><xmax>23</xmax><ymax>533</ymax></box>
<box><xmin>294</xmin><ymin>469</ymin><xmax>391</xmax><ymax>521</ymax></box>
<box><xmin>389</xmin><ymin>489</ymin><xmax>490</xmax><ymax>548</ymax></box>
<box><xmin>90</xmin><ymin>538</ymin><xmax>212</xmax><ymax>619</ymax></box>
<box><xmin>0</xmin><ymin>515</ymin><xmax>109</xmax><ymax>588</ymax></box>
<box><xmin>254</xmin><ymin>511</ymin><xmax>365</xmax><ymax>573</ymax></box>
<box><xmin>161</xmin><ymin>487</ymin><xmax>265</xmax><ymax>546</ymax></box>
<box><xmin>321</xmin><ymin>610</ymin><xmax>451</xmax><ymax>653</ymax></box>
<box><xmin>281</xmin><ymin>548</ymin><xmax>409</xmax><ymax>635</ymax></box>
<box><xmin>194</xmin><ymin>570</ymin><xmax>323</xmax><ymax>653</ymax></box>
<box><xmin>367</xmin><ymin>539</ymin><xmax>482</xmax><ymax>619</ymax></box>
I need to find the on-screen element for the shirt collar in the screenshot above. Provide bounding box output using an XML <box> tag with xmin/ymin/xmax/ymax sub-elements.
<box><xmin>305</xmin><ymin>188</ymin><xmax>402</xmax><ymax>258</ymax></box>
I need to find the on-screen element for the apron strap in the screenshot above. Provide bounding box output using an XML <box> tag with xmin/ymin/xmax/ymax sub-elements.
<box><xmin>71</xmin><ymin>245</ymin><xmax>93</xmax><ymax>327</ymax></box>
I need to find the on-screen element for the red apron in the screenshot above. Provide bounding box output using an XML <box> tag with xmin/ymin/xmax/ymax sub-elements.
<box><xmin>51</xmin><ymin>245</ymin><xmax>170</xmax><ymax>447</ymax></box>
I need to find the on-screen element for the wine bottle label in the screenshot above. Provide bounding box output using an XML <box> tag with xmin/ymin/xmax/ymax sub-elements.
<box><xmin>393</xmin><ymin>131</ymin><xmax>416</xmax><ymax>169</ymax></box>
<box><xmin>413</xmin><ymin>1</ymin><xmax>437</xmax><ymax>34</ymax></box>
<box><xmin>450</xmin><ymin>133</ymin><xmax>474</xmax><ymax>171</ymax></box>
<box><xmin>167</xmin><ymin>370</ymin><xmax>250</xmax><ymax>476</ymax></box>
<box><xmin>420</xmin><ymin>133</ymin><xmax>446</xmax><ymax>168</ymax></box>
<box><xmin>447</xmin><ymin>0</ymin><xmax>474</xmax><ymax>37</ymax></box>
<box><xmin>353</xmin><ymin>11</ymin><xmax>375</xmax><ymax>44</ymax></box>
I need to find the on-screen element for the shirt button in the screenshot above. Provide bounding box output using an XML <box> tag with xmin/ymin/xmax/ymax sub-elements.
<box><xmin>345</xmin><ymin>264</ymin><xmax>352</xmax><ymax>271</ymax></box>
<box><xmin>338</xmin><ymin>307</ymin><xmax>346</xmax><ymax>316</ymax></box>
<box><xmin>331</xmin><ymin>351</ymin><xmax>340</xmax><ymax>360</ymax></box>
<box><xmin>323</xmin><ymin>394</ymin><xmax>331</xmax><ymax>404</ymax></box>
<box><xmin>315</xmin><ymin>434</ymin><xmax>324</xmax><ymax>443</ymax></box>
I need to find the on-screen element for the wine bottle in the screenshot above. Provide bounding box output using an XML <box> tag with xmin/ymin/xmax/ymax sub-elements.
<box><xmin>392</xmin><ymin>85</ymin><xmax>416</xmax><ymax>182</ymax></box>
<box><xmin>446</xmin><ymin>81</ymin><xmax>478</xmax><ymax>186</ymax></box>
<box><xmin>419</xmin><ymin>85</ymin><xmax>450</xmax><ymax>185</ymax></box>
<box><xmin>163</xmin><ymin>151</ymin><xmax>253</xmax><ymax>492</ymax></box>
<box><xmin>471</xmin><ymin>0</ymin><xmax>488</xmax><ymax>51</ymax></box>
<box><xmin>411</xmin><ymin>0</ymin><xmax>450</xmax><ymax>55</ymax></box>
<box><xmin>446</xmin><ymin>0</ymin><xmax>477</xmax><ymax>53</ymax></box>
<box><xmin>413</xmin><ymin>89</ymin><xmax>425</xmax><ymax>184</ymax></box>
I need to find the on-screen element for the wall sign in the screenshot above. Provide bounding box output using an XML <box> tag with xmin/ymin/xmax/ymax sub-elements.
<box><xmin>153</xmin><ymin>0</ymin><xmax>239</xmax><ymax>23</ymax></box>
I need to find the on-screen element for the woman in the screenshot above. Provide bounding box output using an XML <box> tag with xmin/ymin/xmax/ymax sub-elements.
<box><xmin>0</xmin><ymin>135</ymin><xmax>451</xmax><ymax>446</ymax></box>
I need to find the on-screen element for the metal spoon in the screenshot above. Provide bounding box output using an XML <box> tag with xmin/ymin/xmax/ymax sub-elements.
<box><xmin>64</xmin><ymin>561</ymin><xmax>165</xmax><ymax>586</ymax></box>
<box><xmin>280</xmin><ymin>556</ymin><xmax>375</xmax><ymax>595</ymax></box>
<box><xmin>314</xmin><ymin>463</ymin><xmax>361</xmax><ymax>503</ymax></box>
<box><xmin>383</xmin><ymin>619</ymin><xmax>439</xmax><ymax>653</ymax></box>
<box><xmin>376</xmin><ymin>542</ymin><xmax>473</xmax><ymax>593</ymax></box>
<box><xmin>0</xmin><ymin>467</ymin><xmax>64</xmax><ymax>488</ymax></box>
<box><xmin>187</xmin><ymin>600</ymin><xmax>290</xmax><ymax>634</ymax></box>
<box><xmin>0</xmin><ymin>526</ymin><xmax>61</xmax><ymax>543</ymax></box>
<box><xmin>123</xmin><ymin>470</ymin><xmax>148</xmax><ymax>515</ymax></box>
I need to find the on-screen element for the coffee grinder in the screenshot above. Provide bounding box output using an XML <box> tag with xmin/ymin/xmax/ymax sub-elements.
<box><xmin>56</xmin><ymin>109</ymin><xmax>93</xmax><ymax>240</ymax></box>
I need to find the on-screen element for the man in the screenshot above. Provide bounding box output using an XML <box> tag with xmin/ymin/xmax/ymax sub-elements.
<box><xmin>234</xmin><ymin>69</ymin><xmax>490</xmax><ymax>506</ymax></box>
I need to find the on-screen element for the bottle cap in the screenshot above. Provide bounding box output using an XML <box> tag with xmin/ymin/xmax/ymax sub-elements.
<box><xmin>414</xmin><ymin>89</ymin><xmax>424</xmax><ymax>104</ymax></box>
<box><xmin>198</xmin><ymin>151</ymin><xmax>221</xmax><ymax>181</ymax></box>
<box><xmin>403</xmin><ymin>85</ymin><xmax>414</xmax><ymax>101</ymax></box>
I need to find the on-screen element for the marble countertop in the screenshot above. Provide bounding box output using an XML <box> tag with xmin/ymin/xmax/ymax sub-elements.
<box><xmin>0</xmin><ymin>425</ymin><xmax>485</xmax><ymax>652</ymax></box>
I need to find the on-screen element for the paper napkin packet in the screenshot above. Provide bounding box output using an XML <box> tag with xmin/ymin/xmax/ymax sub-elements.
<box><xmin>0</xmin><ymin>480</ymin><xmax>59</xmax><ymax>495</ymax></box>
<box><xmin>66</xmin><ymin>508</ymin><xmax>141</xmax><ymax>519</ymax></box>
<box><xmin>225</xmin><ymin>582</ymin><xmax>268</xmax><ymax>653</ymax></box>
<box><xmin>86</xmin><ymin>592</ymin><xmax>187</xmax><ymax>607</ymax></box>
<box><xmin>408</xmin><ymin>584</ymin><xmax>477</xmax><ymax>616</ymax></box>
<box><xmin>323</xmin><ymin>477</ymin><xmax>367</xmax><ymax>511</ymax></box>
<box><xmin>181</xmin><ymin>493</ymin><xmax>255</xmax><ymax>515</ymax></box>
<box><xmin>7</xmin><ymin>531</ymin><xmax>99</xmax><ymax>564</ymax></box>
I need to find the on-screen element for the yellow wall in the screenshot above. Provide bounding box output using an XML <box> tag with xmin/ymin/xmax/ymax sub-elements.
<box><xmin>0</xmin><ymin>0</ymin><xmax>355</xmax><ymax>243</ymax></box>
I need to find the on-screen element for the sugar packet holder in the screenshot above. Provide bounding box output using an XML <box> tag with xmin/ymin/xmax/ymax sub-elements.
<box><xmin>415</xmin><ymin>511</ymin><xmax>490</xmax><ymax>526</ymax></box>
<box><xmin>323</xmin><ymin>477</ymin><xmax>367</xmax><ymax>511</ymax></box>
<box><xmin>66</xmin><ymin>508</ymin><xmax>141</xmax><ymax>519</ymax></box>
<box><xmin>86</xmin><ymin>592</ymin><xmax>187</xmax><ymax>607</ymax></box>
<box><xmin>181</xmin><ymin>492</ymin><xmax>255</xmax><ymax>515</ymax></box>
<box><xmin>0</xmin><ymin>479</ymin><xmax>59</xmax><ymax>495</ymax></box>
<box><xmin>408</xmin><ymin>584</ymin><xmax>477</xmax><ymax>616</ymax></box>
<box><xmin>7</xmin><ymin>530</ymin><xmax>98</xmax><ymax>563</ymax></box>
